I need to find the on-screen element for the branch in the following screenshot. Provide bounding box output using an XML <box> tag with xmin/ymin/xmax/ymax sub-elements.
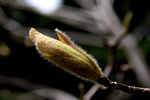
<box><xmin>109</xmin><ymin>80</ymin><xmax>150</xmax><ymax>95</ymax></box>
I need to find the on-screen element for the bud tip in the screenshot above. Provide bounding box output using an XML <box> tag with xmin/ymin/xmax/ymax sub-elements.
<box><xmin>29</xmin><ymin>28</ymin><xmax>41</xmax><ymax>43</ymax></box>
<box><xmin>55</xmin><ymin>28</ymin><xmax>59</xmax><ymax>32</ymax></box>
<box><xmin>55</xmin><ymin>28</ymin><xmax>62</xmax><ymax>34</ymax></box>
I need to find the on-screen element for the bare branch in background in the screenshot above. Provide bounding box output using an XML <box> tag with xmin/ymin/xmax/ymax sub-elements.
<box><xmin>0</xmin><ymin>8</ymin><xmax>106</xmax><ymax>46</ymax></box>
<box><xmin>0</xmin><ymin>75</ymin><xmax>78</xmax><ymax>100</ymax></box>
<box><xmin>75</xmin><ymin>0</ymin><xmax>95</xmax><ymax>9</ymax></box>
<box><xmin>97</xmin><ymin>0</ymin><xmax>125</xmax><ymax>45</ymax></box>
<box><xmin>122</xmin><ymin>35</ymin><xmax>150</xmax><ymax>87</ymax></box>
<box><xmin>96</xmin><ymin>0</ymin><xmax>150</xmax><ymax>87</ymax></box>
<box><xmin>50</xmin><ymin>6</ymin><xmax>101</xmax><ymax>33</ymax></box>
<box><xmin>33</xmin><ymin>88</ymin><xmax>78</xmax><ymax>100</ymax></box>
<box><xmin>0</xmin><ymin>8</ymin><xmax>29</xmax><ymax>38</ymax></box>
<box><xmin>83</xmin><ymin>84</ymin><xmax>100</xmax><ymax>100</ymax></box>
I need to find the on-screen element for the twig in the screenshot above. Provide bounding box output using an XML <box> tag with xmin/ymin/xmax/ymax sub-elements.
<box><xmin>96</xmin><ymin>76</ymin><xmax>150</xmax><ymax>95</ymax></box>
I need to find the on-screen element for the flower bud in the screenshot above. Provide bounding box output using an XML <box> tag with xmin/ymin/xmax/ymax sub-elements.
<box><xmin>29</xmin><ymin>28</ymin><xmax>105</xmax><ymax>83</ymax></box>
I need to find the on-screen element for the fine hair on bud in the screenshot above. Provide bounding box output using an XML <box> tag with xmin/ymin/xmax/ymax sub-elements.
<box><xmin>29</xmin><ymin>28</ymin><xmax>105</xmax><ymax>83</ymax></box>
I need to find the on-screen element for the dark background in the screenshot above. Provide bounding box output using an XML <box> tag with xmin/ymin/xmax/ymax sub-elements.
<box><xmin>0</xmin><ymin>0</ymin><xmax>150</xmax><ymax>100</ymax></box>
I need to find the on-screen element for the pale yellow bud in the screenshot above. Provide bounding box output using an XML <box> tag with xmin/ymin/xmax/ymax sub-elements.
<box><xmin>29</xmin><ymin>28</ymin><xmax>105</xmax><ymax>83</ymax></box>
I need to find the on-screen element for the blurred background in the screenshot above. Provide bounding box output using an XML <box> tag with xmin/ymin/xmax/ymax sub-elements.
<box><xmin>0</xmin><ymin>0</ymin><xmax>150</xmax><ymax>100</ymax></box>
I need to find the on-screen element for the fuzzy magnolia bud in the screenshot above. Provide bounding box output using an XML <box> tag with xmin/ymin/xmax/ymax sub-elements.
<box><xmin>29</xmin><ymin>28</ymin><xmax>105</xmax><ymax>83</ymax></box>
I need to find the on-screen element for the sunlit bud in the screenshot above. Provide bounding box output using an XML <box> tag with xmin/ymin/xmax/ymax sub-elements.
<box><xmin>29</xmin><ymin>28</ymin><xmax>105</xmax><ymax>83</ymax></box>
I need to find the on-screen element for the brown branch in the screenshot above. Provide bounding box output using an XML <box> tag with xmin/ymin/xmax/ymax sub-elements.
<box><xmin>113</xmin><ymin>82</ymin><xmax>150</xmax><ymax>95</ymax></box>
<box><xmin>97</xmin><ymin>77</ymin><xmax>150</xmax><ymax>95</ymax></box>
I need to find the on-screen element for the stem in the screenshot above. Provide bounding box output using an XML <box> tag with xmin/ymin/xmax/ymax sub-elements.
<box><xmin>98</xmin><ymin>77</ymin><xmax>150</xmax><ymax>95</ymax></box>
<box><xmin>110</xmin><ymin>81</ymin><xmax>150</xmax><ymax>95</ymax></box>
